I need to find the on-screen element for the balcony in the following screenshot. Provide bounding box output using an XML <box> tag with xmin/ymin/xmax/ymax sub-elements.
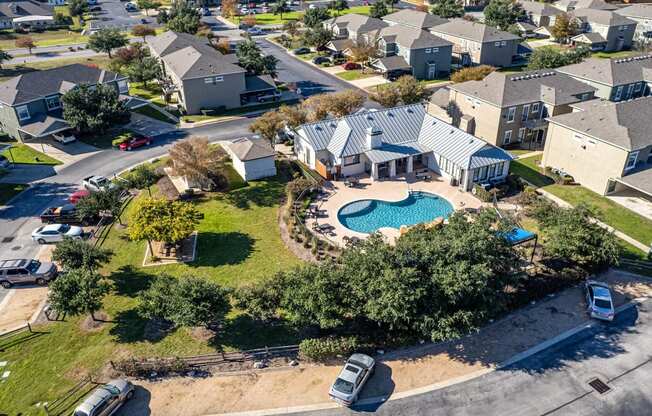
<box><xmin>524</xmin><ymin>118</ymin><xmax>547</xmax><ymax>129</ymax></box>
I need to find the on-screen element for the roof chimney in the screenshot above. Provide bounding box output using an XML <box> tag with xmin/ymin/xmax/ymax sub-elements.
<box><xmin>366</xmin><ymin>126</ymin><xmax>382</xmax><ymax>149</ymax></box>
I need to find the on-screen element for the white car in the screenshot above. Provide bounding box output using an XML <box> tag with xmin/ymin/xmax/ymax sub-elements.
<box><xmin>329</xmin><ymin>353</ymin><xmax>375</xmax><ymax>406</ymax></box>
<box><xmin>53</xmin><ymin>132</ymin><xmax>76</xmax><ymax>144</ymax></box>
<box><xmin>308</xmin><ymin>3</ymin><xmax>316</xmax><ymax>8</ymax></box>
<box><xmin>247</xmin><ymin>27</ymin><xmax>265</xmax><ymax>36</ymax></box>
<box><xmin>585</xmin><ymin>280</ymin><xmax>615</xmax><ymax>321</ymax></box>
<box><xmin>32</xmin><ymin>223</ymin><xmax>83</xmax><ymax>244</ymax></box>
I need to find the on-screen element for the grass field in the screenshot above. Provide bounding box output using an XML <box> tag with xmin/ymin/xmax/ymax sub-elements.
<box><xmin>1</xmin><ymin>143</ymin><xmax>62</xmax><ymax>165</ymax></box>
<box><xmin>510</xmin><ymin>155</ymin><xmax>652</xmax><ymax>247</ymax></box>
<box><xmin>0</xmin><ymin>29</ymin><xmax>88</xmax><ymax>50</ymax></box>
<box><xmin>0</xmin><ymin>170</ymin><xmax>303</xmax><ymax>413</ymax></box>
<box><xmin>335</xmin><ymin>69</ymin><xmax>376</xmax><ymax>81</ymax></box>
<box><xmin>133</xmin><ymin>105</ymin><xmax>177</xmax><ymax>124</ymax></box>
<box><xmin>0</xmin><ymin>183</ymin><xmax>28</xmax><ymax>204</ymax></box>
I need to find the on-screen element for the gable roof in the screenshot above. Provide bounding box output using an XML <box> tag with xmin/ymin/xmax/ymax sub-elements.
<box><xmin>225</xmin><ymin>137</ymin><xmax>275</xmax><ymax>161</ymax></box>
<box><xmin>0</xmin><ymin>0</ymin><xmax>52</xmax><ymax>19</ymax></box>
<box><xmin>450</xmin><ymin>70</ymin><xmax>596</xmax><ymax>107</ymax></box>
<box><xmin>570</xmin><ymin>8</ymin><xmax>635</xmax><ymax>26</ymax></box>
<box><xmin>547</xmin><ymin>97</ymin><xmax>652</xmax><ymax>151</ymax></box>
<box><xmin>297</xmin><ymin>104</ymin><xmax>512</xmax><ymax>170</ymax></box>
<box><xmin>429</xmin><ymin>18</ymin><xmax>521</xmax><ymax>43</ymax></box>
<box><xmin>554</xmin><ymin>0</ymin><xmax>617</xmax><ymax>11</ymax></box>
<box><xmin>571</xmin><ymin>31</ymin><xmax>606</xmax><ymax>43</ymax></box>
<box><xmin>557</xmin><ymin>54</ymin><xmax>652</xmax><ymax>86</ymax></box>
<box><xmin>0</xmin><ymin>63</ymin><xmax>124</xmax><ymax>106</ymax></box>
<box><xmin>324</xmin><ymin>13</ymin><xmax>388</xmax><ymax>34</ymax></box>
<box><xmin>382</xmin><ymin>9</ymin><xmax>448</xmax><ymax>29</ymax></box>
<box><xmin>519</xmin><ymin>1</ymin><xmax>562</xmax><ymax>17</ymax></box>
<box><xmin>616</xmin><ymin>4</ymin><xmax>652</xmax><ymax>20</ymax></box>
<box><xmin>373</xmin><ymin>25</ymin><xmax>453</xmax><ymax>49</ymax></box>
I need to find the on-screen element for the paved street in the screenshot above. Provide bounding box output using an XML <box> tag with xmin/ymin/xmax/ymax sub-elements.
<box><xmin>294</xmin><ymin>300</ymin><xmax>652</xmax><ymax>416</ymax></box>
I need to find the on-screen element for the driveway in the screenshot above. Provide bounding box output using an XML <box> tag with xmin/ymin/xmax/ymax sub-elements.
<box><xmin>126</xmin><ymin>113</ymin><xmax>177</xmax><ymax>137</ymax></box>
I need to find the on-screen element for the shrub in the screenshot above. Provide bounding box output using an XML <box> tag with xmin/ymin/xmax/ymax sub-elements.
<box><xmin>286</xmin><ymin>177</ymin><xmax>314</xmax><ymax>201</ymax></box>
<box><xmin>299</xmin><ymin>336</ymin><xmax>360</xmax><ymax>361</ymax></box>
<box><xmin>451</xmin><ymin>65</ymin><xmax>495</xmax><ymax>83</ymax></box>
<box><xmin>473</xmin><ymin>185</ymin><xmax>494</xmax><ymax>202</ymax></box>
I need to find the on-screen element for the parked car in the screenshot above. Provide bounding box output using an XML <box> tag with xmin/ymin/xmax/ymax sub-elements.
<box><xmin>312</xmin><ymin>56</ymin><xmax>330</xmax><ymax>64</ymax></box>
<box><xmin>125</xmin><ymin>2</ymin><xmax>137</xmax><ymax>11</ymax></box>
<box><xmin>73</xmin><ymin>379</ymin><xmax>135</xmax><ymax>416</ymax></box>
<box><xmin>0</xmin><ymin>258</ymin><xmax>57</xmax><ymax>288</ymax></box>
<box><xmin>261</xmin><ymin>5</ymin><xmax>269</xmax><ymax>12</ymax></box>
<box><xmin>585</xmin><ymin>280</ymin><xmax>615</xmax><ymax>321</ymax></box>
<box><xmin>247</xmin><ymin>26</ymin><xmax>265</xmax><ymax>36</ymax></box>
<box><xmin>293</xmin><ymin>47</ymin><xmax>311</xmax><ymax>55</ymax></box>
<box><xmin>257</xmin><ymin>91</ymin><xmax>281</xmax><ymax>102</ymax></box>
<box><xmin>308</xmin><ymin>3</ymin><xmax>316</xmax><ymax>8</ymax></box>
<box><xmin>140</xmin><ymin>18</ymin><xmax>148</xmax><ymax>23</ymax></box>
<box><xmin>342</xmin><ymin>62</ymin><xmax>361</xmax><ymax>70</ymax></box>
<box><xmin>53</xmin><ymin>131</ymin><xmax>76</xmax><ymax>144</ymax></box>
<box><xmin>118</xmin><ymin>134</ymin><xmax>153</xmax><ymax>151</ymax></box>
<box><xmin>32</xmin><ymin>223</ymin><xmax>83</xmax><ymax>244</ymax></box>
<box><xmin>82</xmin><ymin>175</ymin><xmax>116</xmax><ymax>192</ymax></box>
<box><xmin>69</xmin><ymin>189</ymin><xmax>90</xmax><ymax>204</ymax></box>
<box><xmin>40</xmin><ymin>204</ymin><xmax>96</xmax><ymax>225</ymax></box>
<box><xmin>0</xmin><ymin>155</ymin><xmax>10</xmax><ymax>169</ymax></box>
<box><xmin>329</xmin><ymin>353</ymin><xmax>375</xmax><ymax>406</ymax></box>
<box><xmin>202</xmin><ymin>7</ymin><xmax>211</xmax><ymax>15</ymax></box>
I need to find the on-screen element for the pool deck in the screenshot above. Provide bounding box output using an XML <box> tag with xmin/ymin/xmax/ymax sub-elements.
<box><xmin>308</xmin><ymin>173</ymin><xmax>483</xmax><ymax>247</ymax></box>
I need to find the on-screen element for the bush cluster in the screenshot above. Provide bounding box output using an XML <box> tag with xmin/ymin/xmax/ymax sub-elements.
<box><xmin>299</xmin><ymin>336</ymin><xmax>361</xmax><ymax>362</ymax></box>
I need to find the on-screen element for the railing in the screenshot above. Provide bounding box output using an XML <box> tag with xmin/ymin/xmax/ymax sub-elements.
<box><xmin>43</xmin><ymin>376</ymin><xmax>98</xmax><ymax>416</ymax></box>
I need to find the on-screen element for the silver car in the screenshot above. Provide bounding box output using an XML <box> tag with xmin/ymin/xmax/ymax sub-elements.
<box><xmin>585</xmin><ymin>280</ymin><xmax>615</xmax><ymax>321</ymax></box>
<box><xmin>0</xmin><ymin>259</ymin><xmax>57</xmax><ymax>288</ymax></box>
<box><xmin>74</xmin><ymin>379</ymin><xmax>135</xmax><ymax>416</ymax></box>
<box><xmin>32</xmin><ymin>223</ymin><xmax>83</xmax><ymax>244</ymax></box>
<box><xmin>329</xmin><ymin>353</ymin><xmax>375</xmax><ymax>406</ymax></box>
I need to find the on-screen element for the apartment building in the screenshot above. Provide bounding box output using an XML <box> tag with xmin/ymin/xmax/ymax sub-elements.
<box><xmin>519</xmin><ymin>0</ymin><xmax>562</xmax><ymax>27</ymax></box>
<box><xmin>569</xmin><ymin>9</ymin><xmax>636</xmax><ymax>52</ymax></box>
<box><xmin>382</xmin><ymin>9</ymin><xmax>448</xmax><ymax>30</ymax></box>
<box><xmin>616</xmin><ymin>4</ymin><xmax>652</xmax><ymax>41</ymax></box>
<box><xmin>553</xmin><ymin>0</ymin><xmax>617</xmax><ymax>12</ymax></box>
<box><xmin>323</xmin><ymin>13</ymin><xmax>388</xmax><ymax>42</ymax></box>
<box><xmin>0</xmin><ymin>0</ymin><xmax>54</xmax><ymax>29</ymax></box>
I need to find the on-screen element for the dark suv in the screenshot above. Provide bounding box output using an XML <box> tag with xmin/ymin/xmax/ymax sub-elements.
<box><xmin>0</xmin><ymin>259</ymin><xmax>58</xmax><ymax>288</ymax></box>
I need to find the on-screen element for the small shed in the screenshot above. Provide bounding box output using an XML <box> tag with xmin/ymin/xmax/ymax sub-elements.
<box><xmin>222</xmin><ymin>137</ymin><xmax>276</xmax><ymax>181</ymax></box>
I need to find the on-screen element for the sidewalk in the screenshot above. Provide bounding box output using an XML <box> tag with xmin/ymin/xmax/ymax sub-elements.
<box><xmin>123</xmin><ymin>270</ymin><xmax>652</xmax><ymax>416</ymax></box>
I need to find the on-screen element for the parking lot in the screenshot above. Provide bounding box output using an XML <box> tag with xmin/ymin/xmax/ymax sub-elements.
<box><xmin>87</xmin><ymin>0</ymin><xmax>162</xmax><ymax>32</ymax></box>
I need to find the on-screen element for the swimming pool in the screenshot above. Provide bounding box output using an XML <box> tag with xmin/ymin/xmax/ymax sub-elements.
<box><xmin>337</xmin><ymin>191</ymin><xmax>454</xmax><ymax>234</ymax></box>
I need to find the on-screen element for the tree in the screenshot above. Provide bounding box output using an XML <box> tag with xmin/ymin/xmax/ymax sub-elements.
<box><xmin>62</xmin><ymin>84</ymin><xmax>129</xmax><ymax>134</ymax></box>
<box><xmin>236</xmin><ymin>38</ymin><xmax>278</xmax><ymax>75</ymax></box>
<box><xmin>68</xmin><ymin>0</ymin><xmax>88</xmax><ymax>16</ymax></box>
<box><xmin>324</xmin><ymin>90</ymin><xmax>365</xmax><ymax>117</ymax></box>
<box><xmin>550</xmin><ymin>12</ymin><xmax>579</xmax><ymax>44</ymax></box>
<box><xmin>450</xmin><ymin>65</ymin><xmax>495</xmax><ymax>82</ymax></box>
<box><xmin>431</xmin><ymin>0</ymin><xmax>464</xmax><ymax>18</ymax></box>
<box><xmin>347</xmin><ymin>36</ymin><xmax>378</xmax><ymax>72</ymax></box>
<box><xmin>302</xmin><ymin>93</ymin><xmax>331</xmax><ymax>121</ymax></box>
<box><xmin>137</xmin><ymin>0</ymin><xmax>161</xmax><ymax>16</ymax></box>
<box><xmin>272</xmin><ymin>0</ymin><xmax>290</xmax><ymax>20</ymax></box>
<box><xmin>213</xmin><ymin>37</ymin><xmax>231</xmax><ymax>54</ymax></box>
<box><xmin>157</xmin><ymin>8</ymin><xmax>169</xmax><ymax>23</ymax></box>
<box><xmin>330</xmin><ymin>0</ymin><xmax>349</xmax><ymax>16</ymax></box>
<box><xmin>87</xmin><ymin>28</ymin><xmax>128</xmax><ymax>58</ymax></box>
<box><xmin>138</xmin><ymin>275</ymin><xmax>231</xmax><ymax>327</ymax></box>
<box><xmin>48</xmin><ymin>268</ymin><xmax>111</xmax><ymax>320</ymax></box>
<box><xmin>302</xmin><ymin>6</ymin><xmax>330</xmax><ymax>28</ymax></box>
<box><xmin>370</xmin><ymin>75</ymin><xmax>427</xmax><ymax>106</ymax></box>
<box><xmin>131</xmin><ymin>24</ymin><xmax>156</xmax><ymax>41</ymax></box>
<box><xmin>109</xmin><ymin>43</ymin><xmax>148</xmax><ymax>71</ymax></box>
<box><xmin>124</xmin><ymin>163</ymin><xmax>160</xmax><ymax>196</ymax></box>
<box><xmin>370</xmin><ymin>84</ymin><xmax>401</xmax><ymax>107</ymax></box>
<box><xmin>302</xmin><ymin>26</ymin><xmax>332</xmax><ymax>48</ymax></box>
<box><xmin>0</xmin><ymin>49</ymin><xmax>12</xmax><ymax>68</ymax></box>
<box><xmin>278</xmin><ymin>104</ymin><xmax>308</xmax><ymax>129</ymax></box>
<box><xmin>484</xmin><ymin>0</ymin><xmax>525</xmax><ymax>31</ymax></box>
<box><xmin>76</xmin><ymin>188</ymin><xmax>126</xmax><ymax>224</ymax></box>
<box><xmin>283</xmin><ymin>20</ymin><xmax>300</xmax><ymax>38</ymax></box>
<box><xmin>124</xmin><ymin>55</ymin><xmax>162</xmax><ymax>87</ymax></box>
<box><xmin>527</xmin><ymin>45</ymin><xmax>590</xmax><ymax>70</ymax></box>
<box><xmin>386</xmin><ymin>0</ymin><xmax>399</xmax><ymax>11</ymax></box>
<box><xmin>250</xmin><ymin>110</ymin><xmax>284</xmax><ymax>142</ymax></box>
<box><xmin>166</xmin><ymin>0</ymin><xmax>201</xmax><ymax>34</ymax></box>
<box><xmin>52</xmin><ymin>239</ymin><xmax>112</xmax><ymax>271</ymax></box>
<box><xmin>221</xmin><ymin>0</ymin><xmax>238</xmax><ymax>19</ymax></box>
<box><xmin>369</xmin><ymin>0</ymin><xmax>389</xmax><ymax>18</ymax></box>
<box><xmin>53</xmin><ymin>12</ymin><xmax>73</xmax><ymax>26</ymax></box>
<box><xmin>168</xmin><ymin>136</ymin><xmax>226</xmax><ymax>190</ymax></box>
<box><xmin>242</xmin><ymin>14</ymin><xmax>257</xmax><ymax>27</ymax></box>
<box><xmin>129</xmin><ymin>197</ymin><xmax>201</xmax><ymax>254</ymax></box>
<box><xmin>15</xmin><ymin>37</ymin><xmax>35</xmax><ymax>55</ymax></box>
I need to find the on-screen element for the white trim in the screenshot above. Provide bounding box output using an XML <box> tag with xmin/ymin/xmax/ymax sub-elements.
<box><xmin>625</xmin><ymin>151</ymin><xmax>639</xmax><ymax>171</ymax></box>
<box><xmin>507</xmin><ymin>107</ymin><xmax>516</xmax><ymax>123</ymax></box>
<box><xmin>16</xmin><ymin>105</ymin><xmax>30</xmax><ymax>121</ymax></box>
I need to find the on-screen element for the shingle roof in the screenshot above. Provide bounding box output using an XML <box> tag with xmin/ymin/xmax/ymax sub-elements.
<box><xmin>382</xmin><ymin>9</ymin><xmax>448</xmax><ymax>29</ymax></box>
<box><xmin>450</xmin><ymin>70</ymin><xmax>596</xmax><ymax>107</ymax></box>
<box><xmin>557</xmin><ymin>54</ymin><xmax>652</xmax><ymax>86</ymax></box>
<box><xmin>547</xmin><ymin>96</ymin><xmax>652</xmax><ymax>150</ymax></box>
<box><xmin>370</xmin><ymin>55</ymin><xmax>411</xmax><ymax>72</ymax></box>
<box><xmin>616</xmin><ymin>4</ymin><xmax>652</xmax><ymax>20</ymax></box>
<box><xmin>519</xmin><ymin>1</ymin><xmax>562</xmax><ymax>17</ymax></box>
<box><xmin>324</xmin><ymin>13</ymin><xmax>388</xmax><ymax>34</ymax></box>
<box><xmin>429</xmin><ymin>19</ymin><xmax>521</xmax><ymax>43</ymax></box>
<box><xmin>225</xmin><ymin>137</ymin><xmax>275</xmax><ymax>161</ymax></box>
<box><xmin>617</xmin><ymin>168</ymin><xmax>652</xmax><ymax>196</ymax></box>
<box><xmin>571</xmin><ymin>8</ymin><xmax>635</xmax><ymax>26</ymax></box>
<box><xmin>0</xmin><ymin>63</ymin><xmax>124</xmax><ymax>106</ymax></box>
<box><xmin>555</xmin><ymin>0</ymin><xmax>617</xmax><ymax>11</ymax></box>
<box><xmin>244</xmin><ymin>74</ymin><xmax>275</xmax><ymax>92</ymax></box>
<box><xmin>297</xmin><ymin>104</ymin><xmax>512</xmax><ymax>170</ymax></box>
<box><xmin>373</xmin><ymin>25</ymin><xmax>452</xmax><ymax>49</ymax></box>
<box><xmin>571</xmin><ymin>31</ymin><xmax>606</xmax><ymax>43</ymax></box>
<box><xmin>0</xmin><ymin>0</ymin><xmax>52</xmax><ymax>19</ymax></box>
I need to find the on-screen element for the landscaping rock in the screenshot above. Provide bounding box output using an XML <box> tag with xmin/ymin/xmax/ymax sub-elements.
<box><xmin>253</xmin><ymin>361</ymin><xmax>267</xmax><ymax>369</ymax></box>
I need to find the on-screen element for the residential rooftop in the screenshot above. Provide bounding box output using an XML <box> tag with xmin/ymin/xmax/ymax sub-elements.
<box><xmin>557</xmin><ymin>54</ymin><xmax>652</xmax><ymax>86</ymax></box>
<box><xmin>554</xmin><ymin>0</ymin><xmax>617</xmax><ymax>11</ymax></box>
<box><xmin>225</xmin><ymin>137</ymin><xmax>275</xmax><ymax>161</ymax></box>
<box><xmin>570</xmin><ymin>8</ymin><xmax>635</xmax><ymax>27</ymax></box>
<box><xmin>429</xmin><ymin>19</ymin><xmax>521</xmax><ymax>43</ymax></box>
<box><xmin>450</xmin><ymin>70</ymin><xmax>597</xmax><ymax>107</ymax></box>
<box><xmin>616</xmin><ymin>4</ymin><xmax>652</xmax><ymax>19</ymax></box>
<box><xmin>325</xmin><ymin>13</ymin><xmax>388</xmax><ymax>34</ymax></box>
<box><xmin>382</xmin><ymin>9</ymin><xmax>448</xmax><ymax>29</ymax></box>
<box><xmin>519</xmin><ymin>1</ymin><xmax>562</xmax><ymax>17</ymax></box>
<box><xmin>371</xmin><ymin>24</ymin><xmax>453</xmax><ymax>49</ymax></box>
<box><xmin>0</xmin><ymin>0</ymin><xmax>52</xmax><ymax>19</ymax></box>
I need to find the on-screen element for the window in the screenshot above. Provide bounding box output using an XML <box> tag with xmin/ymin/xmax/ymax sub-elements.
<box><xmin>45</xmin><ymin>95</ymin><xmax>60</xmax><ymax>111</ymax></box>
<box><xmin>495</xmin><ymin>41</ymin><xmax>501</xmax><ymax>47</ymax></box>
<box><xmin>16</xmin><ymin>105</ymin><xmax>29</xmax><ymax>121</ymax></box>
<box><xmin>573</xmin><ymin>133</ymin><xmax>584</xmax><ymax>143</ymax></box>
<box><xmin>117</xmin><ymin>79</ymin><xmax>128</xmax><ymax>93</ymax></box>
<box><xmin>522</xmin><ymin>104</ymin><xmax>530</xmax><ymax>121</ymax></box>
<box><xmin>507</xmin><ymin>107</ymin><xmax>516</xmax><ymax>123</ymax></box>
<box><xmin>343</xmin><ymin>154</ymin><xmax>360</xmax><ymax>166</ymax></box>
<box><xmin>503</xmin><ymin>130</ymin><xmax>512</xmax><ymax>145</ymax></box>
<box><xmin>495</xmin><ymin>162</ymin><xmax>504</xmax><ymax>176</ymax></box>
<box><xmin>425</xmin><ymin>48</ymin><xmax>431</xmax><ymax>53</ymax></box>
<box><xmin>488</xmin><ymin>164</ymin><xmax>496</xmax><ymax>178</ymax></box>
<box><xmin>531</xmin><ymin>103</ymin><xmax>539</xmax><ymax>115</ymax></box>
<box><xmin>581</xmin><ymin>93</ymin><xmax>590</xmax><ymax>101</ymax></box>
<box><xmin>501</xmin><ymin>41</ymin><xmax>507</xmax><ymax>46</ymax></box>
<box><xmin>432</xmin><ymin>47</ymin><xmax>439</xmax><ymax>52</ymax></box>
<box><xmin>478</xmin><ymin>166</ymin><xmax>488</xmax><ymax>181</ymax></box>
<box><xmin>614</xmin><ymin>86</ymin><xmax>623</xmax><ymax>100</ymax></box>
<box><xmin>627</xmin><ymin>84</ymin><xmax>635</xmax><ymax>98</ymax></box>
<box><xmin>625</xmin><ymin>151</ymin><xmax>639</xmax><ymax>170</ymax></box>
<box><xmin>204</xmin><ymin>76</ymin><xmax>224</xmax><ymax>84</ymax></box>
<box><xmin>518</xmin><ymin>127</ymin><xmax>526</xmax><ymax>141</ymax></box>
<box><xmin>634</xmin><ymin>82</ymin><xmax>642</xmax><ymax>93</ymax></box>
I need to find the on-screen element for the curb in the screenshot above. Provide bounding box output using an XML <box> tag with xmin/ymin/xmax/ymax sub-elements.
<box><xmin>205</xmin><ymin>299</ymin><xmax>643</xmax><ymax>416</ymax></box>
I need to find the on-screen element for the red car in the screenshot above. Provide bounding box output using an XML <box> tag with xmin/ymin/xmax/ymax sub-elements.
<box><xmin>119</xmin><ymin>134</ymin><xmax>153</xmax><ymax>151</ymax></box>
<box><xmin>342</xmin><ymin>62</ymin><xmax>361</xmax><ymax>70</ymax></box>
<box><xmin>68</xmin><ymin>189</ymin><xmax>90</xmax><ymax>204</ymax></box>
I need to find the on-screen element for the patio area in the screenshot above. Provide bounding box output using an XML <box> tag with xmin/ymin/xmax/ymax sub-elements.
<box><xmin>305</xmin><ymin>171</ymin><xmax>483</xmax><ymax>247</ymax></box>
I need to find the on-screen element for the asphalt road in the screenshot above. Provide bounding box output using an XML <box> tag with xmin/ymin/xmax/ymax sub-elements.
<box><xmin>295</xmin><ymin>299</ymin><xmax>652</xmax><ymax>416</ymax></box>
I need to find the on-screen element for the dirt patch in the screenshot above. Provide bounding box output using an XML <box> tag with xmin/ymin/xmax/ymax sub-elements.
<box><xmin>79</xmin><ymin>311</ymin><xmax>110</xmax><ymax>333</ymax></box>
<box><xmin>189</xmin><ymin>326</ymin><xmax>215</xmax><ymax>343</ymax></box>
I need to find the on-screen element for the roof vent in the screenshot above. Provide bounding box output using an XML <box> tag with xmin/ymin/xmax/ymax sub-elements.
<box><xmin>366</xmin><ymin>115</ymin><xmax>374</xmax><ymax>121</ymax></box>
<box><xmin>366</xmin><ymin>126</ymin><xmax>383</xmax><ymax>149</ymax></box>
<box><xmin>407</xmin><ymin>108</ymin><xmax>414</xmax><ymax>113</ymax></box>
<box><xmin>315</xmin><ymin>126</ymin><xmax>322</xmax><ymax>131</ymax></box>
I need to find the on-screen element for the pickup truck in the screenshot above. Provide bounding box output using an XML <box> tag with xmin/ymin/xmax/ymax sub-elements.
<box><xmin>82</xmin><ymin>175</ymin><xmax>116</xmax><ymax>193</ymax></box>
<box><xmin>40</xmin><ymin>204</ymin><xmax>97</xmax><ymax>225</ymax></box>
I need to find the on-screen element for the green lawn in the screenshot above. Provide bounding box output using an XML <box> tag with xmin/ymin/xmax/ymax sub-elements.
<box><xmin>77</xmin><ymin>129</ymin><xmax>132</xmax><ymax>149</ymax></box>
<box><xmin>1</xmin><ymin>143</ymin><xmax>62</xmax><ymax>165</ymax></box>
<box><xmin>511</xmin><ymin>155</ymin><xmax>652</xmax><ymax>246</ymax></box>
<box><xmin>0</xmin><ymin>56</ymin><xmax>111</xmax><ymax>82</ymax></box>
<box><xmin>0</xmin><ymin>183</ymin><xmax>27</xmax><ymax>204</ymax></box>
<box><xmin>592</xmin><ymin>50</ymin><xmax>636</xmax><ymax>59</ymax></box>
<box><xmin>0</xmin><ymin>29</ymin><xmax>88</xmax><ymax>50</ymax></box>
<box><xmin>335</xmin><ymin>69</ymin><xmax>376</xmax><ymax>81</ymax></box>
<box><xmin>133</xmin><ymin>105</ymin><xmax>177</xmax><ymax>124</ymax></box>
<box><xmin>0</xmin><ymin>173</ymin><xmax>303</xmax><ymax>413</ymax></box>
<box><xmin>507</xmin><ymin>149</ymin><xmax>536</xmax><ymax>156</ymax></box>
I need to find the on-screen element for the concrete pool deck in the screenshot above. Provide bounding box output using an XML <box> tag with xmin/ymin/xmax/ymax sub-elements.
<box><xmin>307</xmin><ymin>173</ymin><xmax>483</xmax><ymax>246</ymax></box>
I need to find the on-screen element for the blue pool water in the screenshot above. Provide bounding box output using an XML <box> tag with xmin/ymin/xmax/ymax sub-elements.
<box><xmin>337</xmin><ymin>191</ymin><xmax>454</xmax><ymax>234</ymax></box>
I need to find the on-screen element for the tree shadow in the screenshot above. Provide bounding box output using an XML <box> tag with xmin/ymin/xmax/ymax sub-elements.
<box><xmin>217</xmin><ymin>180</ymin><xmax>284</xmax><ymax>210</ymax></box>
<box><xmin>109</xmin><ymin>308</ymin><xmax>177</xmax><ymax>344</ymax></box>
<box><xmin>190</xmin><ymin>232</ymin><xmax>254</xmax><ymax>267</ymax></box>
<box><xmin>109</xmin><ymin>265</ymin><xmax>156</xmax><ymax>297</ymax></box>
<box><xmin>209</xmin><ymin>315</ymin><xmax>301</xmax><ymax>351</ymax></box>
<box><xmin>0</xmin><ymin>330</ymin><xmax>49</xmax><ymax>352</ymax></box>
